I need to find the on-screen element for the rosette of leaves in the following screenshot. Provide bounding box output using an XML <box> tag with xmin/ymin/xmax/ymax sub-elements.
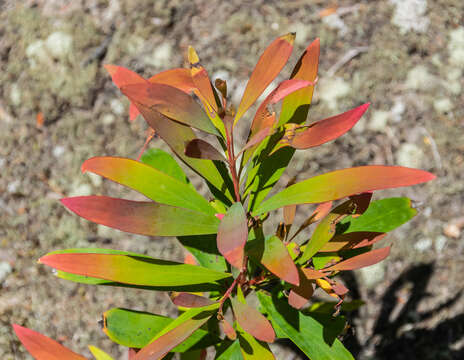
<box><xmin>13</xmin><ymin>34</ymin><xmax>435</xmax><ymax>360</ymax></box>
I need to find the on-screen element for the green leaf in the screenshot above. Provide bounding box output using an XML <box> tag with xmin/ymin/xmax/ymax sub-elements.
<box><xmin>253</xmin><ymin>166</ymin><xmax>435</xmax><ymax>215</ymax></box>
<box><xmin>39</xmin><ymin>250</ymin><xmax>231</xmax><ymax>290</ymax></box>
<box><xmin>82</xmin><ymin>157</ymin><xmax>215</xmax><ymax>215</ymax></box>
<box><xmin>215</xmin><ymin>340</ymin><xmax>244</xmax><ymax>360</ymax></box>
<box><xmin>140</xmin><ymin>148</ymin><xmax>189</xmax><ymax>184</ymax></box>
<box><xmin>236</xmin><ymin>323</ymin><xmax>275</xmax><ymax>360</ymax></box>
<box><xmin>88</xmin><ymin>345</ymin><xmax>114</xmax><ymax>360</ymax></box>
<box><xmin>134</xmin><ymin>304</ymin><xmax>219</xmax><ymax>359</ymax></box>
<box><xmin>339</xmin><ymin>197</ymin><xmax>417</xmax><ymax>233</ymax></box>
<box><xmin>103</xmin><ymin>308</ymin><xmax>219</xmax><ymax>352</ymax></box>
<box><xmin>177</xmin><ymin>235</ymin><xmax>228</xmax><ymax>273</ymax></box>
<box><xmin>258</xmin><ymin>293</ymin><xmax>354</xmax><ymax>360</ymax></box>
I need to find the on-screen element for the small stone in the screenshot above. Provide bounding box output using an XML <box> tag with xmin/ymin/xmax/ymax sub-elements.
<box><xmin>317</xmin><ymin>77</ymin><xmax>350</xmax><ymax>110</ymax></box>
<box><xmin>291</xmin><ymin>22</ymin><xmax>311</xmax><ymax>46</ymax></box>
<box><xmin>368</xmin><ymin>110</ymin><xmax>390</xmax><ymax>132</ymax></box>
<box><xmin>322</xmin><ymin>14</ymin><xmax>347</xmax><ymax>36</ymax></box>
<box><xmin>52</xmin><ymin>145</ymin><xmax>66</xmax><ymax>158</ymax></box>
<box><xmin>7</xmin><ymin>180</ymin><xmax>20</xmax><ymax>194</ymax></box>
<box><xmin>101</xmin><ymin>113</ymin><xmax>116</xmax><ymax>125</ymax></box>
<box><xmin>357</xmin><ymin>262</ymin><xmax>386</xmax><ymax>289</ymax></box>
<box><xmin>390</xmin><ymin>0</ymin><xmax>429</xmax><ymax>34</ymax></box>
<box><xmin>405</xmin><ymin>65</ymin><xmax>436</xmax><ymax>90</ymax></box>
<box><xmin>434</xmin><ymin>235</ymin><xmax>447</xmax><ymax>253</ymax></box>
<box><xmin>433</xmin><ymin>98</ymin><xmax>453</xmax><ymax>114</ymax></box>
<box><xmin>0</xmin><ymin>262</ymin><xmax>12</xmax><ymax>284</ymax></box>
<box><xmin>448</xmin><ymin>27</ymin><xmax>464</xmax><ymax>67</ymax></box>
<box><xmin>87</xmin><ymin>172</ymin><xmax>102</xmax><ymax>187</ymax></box>
<box><xmin>271</xmin><ymin>22</ymin><xmax>279</xmax><ymax>31</ymax></box>
<box><xmin>396</xmin><ymin>143</ymin><xmax>423</xmax><ymax>168</ymax></box>
<box><xmin>70</xmin><ymin>183</ymin><xmax>92</xmax><ymax>197</ymax></box>
<box><xmin>414</xmin><ymin>237</ymin><xmax>432</xmax><ymax>252</ymax></box>
<box><xmin>110</xmin><ymin>99</ymin><xmax>125</xmax><ymax>115</ymax></box>
<box><xmin>26</xmin><ymin>40</ymin><xmax>50</xmax><ymax>67</ymax></box>
<box><xmin>97</xmin><ymin>224</ymin><xmax>113</xmax><ymax>238</ymax></box>
<box><xmin>146</xmin><ymin>42</ymin><xmax>173</xmax><ymax>68</ymax></box>
<box><xmin>45</xmin><ymin>31</ymin><xmax>73</xmax><ymax>58</ymax></box>
<box><xmin>391</xmin><ymin>99</ymin><xmax>405</xmax><ymax>123</ymax></box>
<box><xmin>0</xmin><ymin>157</ymin><xmax>5</xmax><ymax>169</ymax></box>
<box><xmin>9</xmin><ymin>84</ymin><xmax>21</xmax><ymax>107</ymax></box>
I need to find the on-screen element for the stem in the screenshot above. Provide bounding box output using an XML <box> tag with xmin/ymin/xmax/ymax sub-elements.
<box><xmin>218</xmin><ymin>256</ymin><xmax>248</xmax><ymax>317</ymax></box>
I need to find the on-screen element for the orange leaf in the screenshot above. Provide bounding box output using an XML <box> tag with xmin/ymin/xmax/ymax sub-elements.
<box><xmin>170</xmin><ymin>293</ymin><xmax>214</xmax><ymax>308</ymax></box>
<box><xmin>325</xmin><ymin>247</ymin><xmax>391</xmax><ymax>271</ymax></box>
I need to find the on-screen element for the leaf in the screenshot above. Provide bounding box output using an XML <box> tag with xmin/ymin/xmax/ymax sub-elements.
<box><xmin>61</xmin><ymin>196</ymin><xmax>220</xmax><ymax>237</ymax></box>
<box><xmin>82</xmin><ymin>157</ymin><xmax>214</xmax><ymax>215</ymax></box>
<box><xmin>231</xmin><ymin>297</ymin><xmax>275</xmax><ymax>343</ymax></box>
<box><xmin>102</xmin><ymin>308</ymin><xmax>218</xmax><ymax>351</ymax></box>
<box><xmin>140</xmin><ymin>148</ymin><xmax>189</xmax><ymax>184</ymax></box>
<box><xmin>339</xmin><ymin>197</ymin><xmax>417</xmax><ymax>233</ymax></box>
<box><xmin>255</xmin><ymin>235</ymin><xmax>299</xmax><ymax>285</ymax></box>
<box><xmin>89</xmin><ymin>345</ymin><xmax>114</xmax><ymax>360</ymax></box>
<box><xmin>288</xmin><ymin>269</ymin><xmax>315</xmax><ymax>309</ymax></box>
<box><xmin>133</xmin><ymin>304</ymin><xmax>219</xmax><ymax>360</ymax></box>
<box><xmin>320</xmin><ymin>232</ymin><xmax>386</xmax><ymax>252</ymax></box>
<box><xmin>289</xmin><ymin>201</ymin><xmax>333</xmax><ymax>241</ymax></box>
<box><xmin>236</xmin><ymin>323</ymin><xmax>275</xmax><ymax>360</ymax></box>
<box><xmin>12</xmin><ymin>324</ymin><xmax>86</xmax><ymax>360</ymax></box>
<box><xmin>171</xmin><ymin>293</ymin><xmax>214</xmax><ymax>308</ymax></box>
<box><xmin>235</xmin><ymin>33</ymin><xmax>295</xmax><ymax>123</ymax></box>
<box><xmin>177</xmin><ymin>235</ymin><xmax>229</xmax><ymax>273</ymax></box>
<box><xmin>283</xmin><ymin>103</ymin><xmax>370</xmax><ymax>149</ymax></box>
<box><xmin>215</xmin><ymin>340</ymin><xmax>243</xmax><ymax>360</ymax></box>
<box><xmin>185</xmin><ymin>139</ymin><xmax>226</xmax><ymax>161</ymax></box>
<box><xmin>217</xmin><ymin>202</ymin><xmax>248</xmax><ymax>269</ymax></box>
<box><xmin>122</xmin><ymin>81</ymin><xmax>219</xmax><ymax>136</ymax></box>
<box><xmin>238</xmin><ymin>127</ymin><xmax>273</xmax><ymax>158</ymax></box>
<box><xmin>39</xmin><ymin>252</ymin><xmax>231</xmax><ymax>288</ymax></box>
<box><xmin>258</xmin><ymin>293</ymin><xmax>354</xmax><ymax>360</ymax></box>
<box><xmin>279</xmin><ymin>38</ymin><xmax>320</xmax><ymax>127</ymax></box>
<box><xmin>325</xmin><ymin>247</ymin><xmax>391</xmax><ymax>271</ymax></box>
<box><xmin>253</xmin><ymin>166</ymin><xmax>435</xmax><ymax>215</ymax></box>
<box><xmin>220</xmin><ymin>318</ymin><xmax>237</xmax><ymax>340</ymax></box>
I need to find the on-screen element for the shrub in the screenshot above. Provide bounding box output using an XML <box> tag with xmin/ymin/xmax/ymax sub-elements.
<box><xmin>13</xmin><ymin>33</ymin><xmax>435</xmax><ymax>359</ymax></box>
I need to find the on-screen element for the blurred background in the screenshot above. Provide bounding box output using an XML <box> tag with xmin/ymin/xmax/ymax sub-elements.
<box><xmin>0</xmin><ymin>0</ymin><xmax>463</xmax><ymax>359</ymax></box>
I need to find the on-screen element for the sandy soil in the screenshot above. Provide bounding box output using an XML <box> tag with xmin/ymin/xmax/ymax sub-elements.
<box><xmin>0</xmin><ymin>1</ymin><xmax>463</xmax><ymax>359</ymax></box>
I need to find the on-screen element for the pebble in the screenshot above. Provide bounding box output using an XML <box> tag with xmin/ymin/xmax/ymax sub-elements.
<box><xmin>405</xmin><ymin>65</ymin><xmax>436</xmax><ymax>90</ymax></box>
<box><xmin>110</xmin><ymin>99</ymin><xmax>125</xmax><ymax>115</ymax></box>
<box><xmin>101</xmin><ymin>113</ymin><xmax>116</xmax><ymax>125</ymax></box>
<box><xmin>45</xmin><ymin>31</ymin><xmax>73</xmax><ymax>59</ymax></box>
<box><xmin>9</xmin><ymin>84</ymin><xmax>21</xmax><ymax>107</ymax></box>
<box><xmin>433</xmin><ymin>98</ymin><xmax>453</xmax><ymax>114</ymax></box>
<box><xmin>317</xmin><ymin>77</ymin><xmax>350</xmax><ymax>110</ymax></box>
<box><xmin>368</xmin><ymin>110</ymin><xmax>390</xmax><ymax>132</ymax></box>
<box><xmin>390</xmin><ymin>0</ymin><xmax>429</xmax><ymax>34</ymax></box>
<box><xmin>146</xmin><ymin>42</ymin><xmax>173</xmax><ymax>68</ymax></box>
<box><xmin>25</xmin><ymin>40</ymin><xmax>50</xmax><ymax>66</ymax></box>
<box><xmin>396</xmin><ymin>143</ymin><xmax>423</xmax><ymax>168</ymax></box>
<box><xmin>0</xmin><ymin>262</ymin><xmax>12</xmax><ymax>284</ymax></box>
<box><xmin>414</xmin><ymin>237</ymin><xmax>432</xmax><ymax>252</ymax></box>
<box><xmin>7</xmin><ymin>180</ymin><xmax>20</xmax><ymax>194</ymax></box>
<box><xmin>70</xmin><ymin>183</ymin><xmax>92</xmax><ymax>197</ymax></box>
<box><xmin>434</xmin><ymin>235</ymin><xmax>447</xmax><ymax>253</ymax></box>
<box><xmin>52</xmin><ymin>145</ymin><xmax>66</xmax><ymax>158</ymax></box>
<box><xmin>87</xmin><ymin>172</ymin><xmax>102</xmax><ymax>187</ymax></box>
<box><xmin>448</xmin><ymin>27</ymin><xmax>464</xmax><ymax>67</ymax></box>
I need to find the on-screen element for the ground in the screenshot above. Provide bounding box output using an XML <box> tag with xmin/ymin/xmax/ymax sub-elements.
<box><xmin>0</xmin><ymin>0</ymin><xmax>463</xmax><ymax>359</ymax></box>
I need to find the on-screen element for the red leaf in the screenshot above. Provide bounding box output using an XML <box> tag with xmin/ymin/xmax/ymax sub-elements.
<box><xmin>170</xmin><ymin>293</ymin><xmax>214</xmax><ymax>308</ymax></box>
<box><xmin>325</xmin><ymin>247</ymin><xmax>391</xmax><ymax>271</ymax></box>
<box><xmin>217</xmin><ymin>202</ymin><xmax>248</xmax><ymax>269</ymax></box>
<box><xmin>185</xmin><ymin>139</ymin><xmax>226</xmax><ymax>161</ymax></box>
<box><xmin>285</xmin><ymin>103</ymin><xmax>370</xmax><ymax>149</ymax></box>
<box><xmin>231</xmin><ymin>297</ymin><xmax>275</xmax><ymax>343</ymax></box>
<box><xmin>220</xmin><ymin>318</ymin><xmax>237</xmax><ymax>340</ymax></box>
<box><xmin>12</xmin><ymin>324</ymin><xmax>86</xmax><ymax>360</ymax></box>
<box><xmin>235</xmin><ymin>33</ymin><xmax>295</xmax><ymax>123</ymax></box>
<box><xmin>288</xmin><ymin>269</ymin><xmax>315</xmax><ymax>309</ymax></box>
<box><xmin>260</xmin><ymin>235</ymin><xmax>299</xmax><ymax>285</ymax></box>
<box><xmin>320</xmin><ymin>232</ymin><xmax>386</xmax><ymax>252</ymax></box>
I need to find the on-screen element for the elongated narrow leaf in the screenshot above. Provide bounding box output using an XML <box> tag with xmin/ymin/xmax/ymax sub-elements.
<box><xmin>320</xmin><ymin>232</ymin><xmax>386</xmax><ymax>252</ymax></box>
<box><xmin>220</xmin><ymin>319</ymin><xmax>237</xmax><ymax>340</ymax></box>
<box><xmin>288</xmin><ymin>269</ymin><xmax>314</xmax><ymax>309</ymax></box>
<box><xmin>254</xmin><ymin>166</ymin><xmax>435</xmax><ymax>215</ymax></box>
<box><xmin>89</xmin><ymin>345</ymin><xmax>114</xmax><ymax>360</ymax></box>
<box><xmin>235</xmin><ymin>33</ymin><xmax>295</xmax><ymax>123</ymax></box>
<box><xmin>122</xmin><ymin>81</ymin><xmax>219</xmax><ymax>136</ymax></box>
<box><xmin>239</xmin><ymin>127</ymin><xmax>273</xmax><ymax>157</ymax></box>
<box><xmin>325</xmin><ymin>247</ymin><xmax>391</xmax><ymax>271</ymax></box>
<box><xmin>215</xmin><ymin>340</ymin><xmax>243</xmax><ymax>360</ymax></box>
<box><xmin>237</xmin><ymin>323</ymin><xmax>275</xmax><ymax>360</ymax></box>
<box><xmin>258</xmin><ymin>293</ymin><xmax>354</xmax><ymax>360</ymax></box>
<box><xmin>177</xmin><ymin>235</ymin><xmax>229</xmax><ymax>273</ymax></box>
<box><xmin>39</xmin><ymin>252</ymin><xmax>231</xmax><ymax>287</ymax></box>
<box><xmin>134</xmin><ymin>304</ymin><xmax>219</xmax><ymax>360</ymax></box>
<box><xmin>83</xmin><ymin>157</ymin><xmax>214</xmax><ymax>215</ymax></box>
<box><xmin>171</xmin><ymin>293</ymin><xmax>214</xmax><ymax>308</ymax></box>
<box><xmin>283</xmin><ymin>103</ymin><xmax>370</xmax><ymax>149</ymax></box>
<box><xmin>103</xmin><ymin>308</ymin><xmax>218</xmax><ymax>351</ymax></box>
<box><xmin>61</xmin><ymin>196</ymin><xmax>220</xmax><ymax>236</ymax></box>
<box><xmin>135</xmin><ymin>104</ymin><xmax>234</xmax><ymax>202</ymax></box>
<box><xmin>217</xmin><ymin>202</ymin><xmax>248</xmax><ymax>269</ymax></box>
<box><xmin>185</xmin><ymin>139</ymin><xmax>226</xmax><ymax>161</ymax></box>
<box><xmin>12</xmin><ymin>324</ymin><xmax>86</xmax><ymax>360</ymax></box>
<box><xmin>289</xmin><ymin>201</ymin><xmax>332</xmax><ymax>241</ymax></box>
<box><xmin>140</xmin><ymin>148</ymin><xmax>189</xmax><ymax>184</ymax></box>
<box><xmin>259</xmin><ymin>235</ymin><xmax>299</xmax><ymax>285</ymax></box>
<box><xmin>231</xmin><ymin>297</ymin><xmax>275</xmax><ymax>343</ymax></box>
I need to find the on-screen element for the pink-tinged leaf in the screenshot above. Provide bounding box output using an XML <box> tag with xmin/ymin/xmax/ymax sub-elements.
<box><xmin>332</xmin><ymin>282</ymin><xmax>349</xmax><ymax>296</ymax></box>
<box><xmin>217</xmin><ymin>202</ymin><xmax>248</xmax><ymax>269</ymax></box>
<box><xmin>81</xmin><ymin>156</ymin><xmax>214</xmax><ymax>215</ymax></box>
<box><xmin>288</xmin><ymin>201</ymin><xmax>333</xmax><ymax>241</ymax></box>
<box><xmin>320</xmin><ymin>232</ymin><xmax>386</xmax><ymax>252</ymax></box>
<box><xmin>325</xmin><ymin>247</ymin><xmax>391</xmax><ymax>271</ymax></box>
<box><xmin>133</xmin><ymin>306</ymin><xmax>216</xmax><ymax>360</ymax></box>
<box><xmin>61</xmin><ymin>196</ymin><xmax>219</xmax><ymax>237</ymax></box>
<box><xmin>184</xmin><ymin>252</ymin><xmax>197</xmax><ymax>265</ymax></box>
<box><xmin>279</xmin><ymin>38</ymin><xmax>320</xmax><ymax>127</ymax></box>
<box><xmin>215</xmin><ymin>213</ymin><xmax>225</xmax><ymax>220</ymax></box>
<box><xmin>288</xmin><ymin>269</ymin><xmax>315</xmax><ymax>309</ymax></box>
<box><xmin>283</xmin><ymin>103</ymin><xmax>370</xmax><ymax>149</ymax></box>
<box><xmin>129</xmin><ymin>103</ymin><xmax>140</xmax><ymax>122</ymax></box>
<box><xmin>185</xmin><ymin>139</ymin><xmax>226</xmax><ymax>161</ymax></box>
<box><xmin>128</xmin><ymin>348</ymin><xmax>137</xmax><ymax>359</ymax></box>
<box><xmin>254</xmin><ymin>166</ymin><xmax>436</xmax><ymax>215</ymax></box>
<box><xmin>231</xmin><ymin>297</ymin><xmax>276</xmax><ymax>343</ymax></box>
<box><xmin>170</xmin><ymin>292</ymin><xmax>214</xmax><ymax>308</ymax></box>
<box><xmin>235</xmin><ymin>33</ymin><xmax>295</xmax><ymax>123</ymax></box>
<box><xmin>301</xmin><ymin>267</ymin><xmax>327</xmax><ymax>280</ymax></box>
<box><xmin>12</xmin><ymin>324</ymin><xmax>86</xmax><ymax>360</ymax></box>
<box><xmin>260</xmin><ymin>235</ymin><xmax>299</xmax><ymax>285</ymax></box>
<box><xmin>105</xmin><ymin>64</ymin><xmax>146</xmax><ymax>87</ymax></box>
<box><xmin>238</xmin><ymin>127</ymin><xmax>273</xmax><ymax>158</ymax></box>
<box><xmin>220</xmin><ymin>318</ymin><xmax>237</xmax><ymax>340</ymax></box>
<box><xmin>121</xmin><ymin>81</ymin><xmax>219</xmax><ymax>136</ymax></box>
<box><xmin>241</xmin><ymin>113</ymin><xmax>276</xmax><ymax>165</ymax></box>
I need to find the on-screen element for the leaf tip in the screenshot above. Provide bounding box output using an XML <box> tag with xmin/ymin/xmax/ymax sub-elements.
<box><xmin>282</xmin><ymin>32</ymin><xmax>296</xmax><ymax>45</ymax></box>
<box><xmin>103</xmin><ymin>64</ymin><xmax>118</xmax><ymax>76</ymax></box>
<box><xmin>188</xmin><ymin>46</ymin><xmax>199</xmax><ymax>64</ymax></box>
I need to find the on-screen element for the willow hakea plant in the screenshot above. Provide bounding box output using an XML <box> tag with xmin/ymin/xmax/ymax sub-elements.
<box><xmin>13</xmin><ymin>33</ymin><xmax>435</xmax><ymax>359</ymax></box>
